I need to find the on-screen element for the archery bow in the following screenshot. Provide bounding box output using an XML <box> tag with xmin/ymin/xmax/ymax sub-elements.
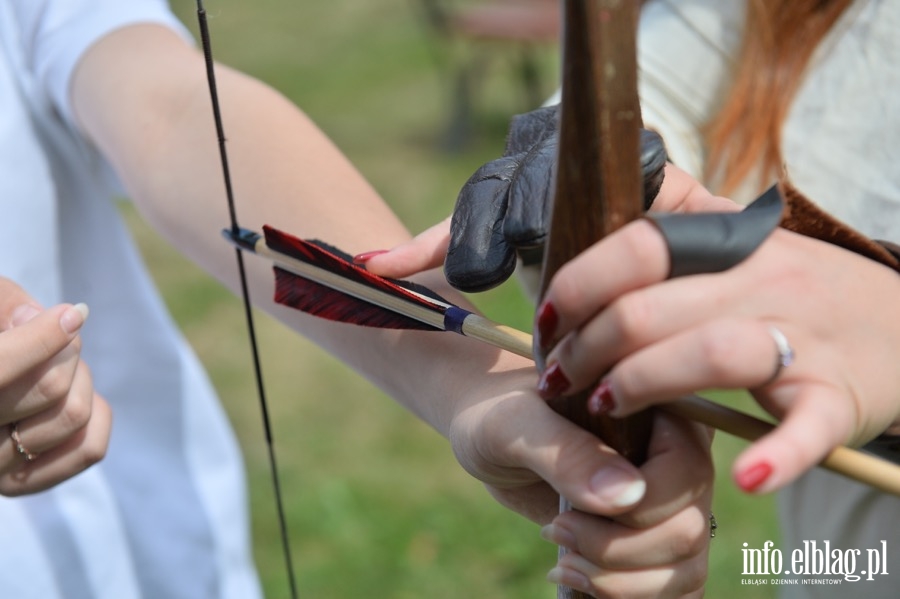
<box><xmin>533</xmin><ymin>2</ymin><xmax>648</xmax><ymax>597</ymax></box>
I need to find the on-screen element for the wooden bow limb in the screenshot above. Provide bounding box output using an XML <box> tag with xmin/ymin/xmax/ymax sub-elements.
<box><xmin>225</xmin><ymin>223</ymin><xmax>900</xmax><ymax>499</ymax></box>
<box><xmin>534</xmin><ymin>2</ymin><xmax>647</xmax><ymax>594</ymax></box>
<box><xmin>535</xmin><ymin>3</ymin><xmax>652</xmax><ymax>597</ymax></box>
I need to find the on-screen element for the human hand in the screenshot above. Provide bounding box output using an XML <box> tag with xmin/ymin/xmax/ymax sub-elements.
<box><xmin>357</xmin><ymin>105</ymin><xmax>668</xmax><ymax>291</ymax></box>
<box><xmin>0</xmin><ymin>279</ymin><xmax>111</xmax><ymax>495</ymax></box>
<box><xmin>449</xmin><ymin>368</ymin><xmax>712</xmax><ymax>598</ymax></box>
<box><xmin>533</xmin><ymin>170</ymin><xmax>900</xmax><ymax>494</ymax></box>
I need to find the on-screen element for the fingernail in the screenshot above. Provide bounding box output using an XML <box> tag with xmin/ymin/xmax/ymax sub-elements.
<box><xmin>590</xmin><ymin>466</ymin><xmax>646</xmax><ymax>507</ymax></box>
<box><xmin>60</xmin><ymin>303</ymin><xmax>90</xmax><ymax>335</ymax></box>
<box><xmin>587</xmin><ymin>378</ymin><xmax>616</xmax><ymax>415</ymax></box>
<box><xmin>535</xmin><ymin>301</ymin><xmax>558</xmax><ymax>351</ymax></box>
<box><xmin>10</xmin><ymin>303</ymin><xmax>41</xmax><ymax>326</ymax></box>
<box><xmin>537</xmin><ymin>362</ymin><xmax>570</xmax><ymax>400</ymax></box>
<box><xmin>352</xmin><ymin>250</ymin><xmax>388</xmax><ymax>265</ymax></box>
<box><xmin>736</xmin><ymin>461</ymin><xmax>773</xmax><ymax>493</ymax></box>
<box><xmin>546</xmin><ymin>566</ymin><xmax>591</xmax><ymax>594</ymax></box>
<box><xmin>540</xmin><ymin>523</ymin><xmax>577</xmax><ymax>550</ymax></box>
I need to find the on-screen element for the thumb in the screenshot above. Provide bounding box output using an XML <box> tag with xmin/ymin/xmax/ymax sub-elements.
<box><xmin>527</xmin><ymin>415</ymin><xmax>648</xmax><ymax>516</ymax></box>
<box><xmin>0</xmin><ymin>303</ymin><xmax>90</xmax><ymax>387</ymax></box>
<box><xmin>357</xmin><ymin>216</ymin><xmax>451</xmax><ymax>278</ymax></box>
<box><xmin>474</xmin><ymin>402</ymin><xmax>647</xmax><ymax>516</ymax></box>
<box><xmin>652</xmin><ymin>164</ymin><xmax>737</xmax><ymax>213</ymax></box>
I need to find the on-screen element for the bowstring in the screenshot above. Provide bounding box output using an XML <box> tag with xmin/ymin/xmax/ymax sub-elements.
<box><xmin>194</xmin><ymin>2</ymin><xmax>299</xmax><ymax>596</ymax></box>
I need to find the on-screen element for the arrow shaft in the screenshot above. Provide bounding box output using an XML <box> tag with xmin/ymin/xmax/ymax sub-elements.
<box><xmin>226</xmin><ymin>227</ymin><xmax>900</xmax><ymax>498</ymax></box>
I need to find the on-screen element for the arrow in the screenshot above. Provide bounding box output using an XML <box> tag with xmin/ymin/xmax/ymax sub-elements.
<box><xmin>224</xmin><ymin>223</ymin><xmax>900</xmax><ymax>498</ymax></box>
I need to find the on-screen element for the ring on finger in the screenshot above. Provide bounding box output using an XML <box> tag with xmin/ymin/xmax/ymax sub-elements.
<box><xmin>9</xmin><ymin>423</ymin><xmax>38</xmax><ymax>462</ymax></box>
<box><xmin>764</xmin><ymin>326</ymin><xmax>795</xmax><ymax>385</ymax></box>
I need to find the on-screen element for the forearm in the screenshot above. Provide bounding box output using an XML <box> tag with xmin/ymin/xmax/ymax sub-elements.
<box><xmin>70</xmin><ymin>24</ymin><xmax>531</xmax><ymax>433</ymax></box>
<box><xmin>72</xmin><ymin>27</ymin><xmax>404</xmax><ymax>281</ymax></box>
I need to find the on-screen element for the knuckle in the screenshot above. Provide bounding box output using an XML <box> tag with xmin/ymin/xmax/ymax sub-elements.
<box><xmin>609</xmin><ymin>293</ymin><xmax>655</xmax><ymax>342</ymax></box>
<box><xmin>448</xmin><ymin>399</ymin><xmax>515</xmax><ymax>480</ymax></box>
<box><xmin>67</xmin><ymin>335</ymin><xmax>82</xmax><ymax>354</ymax></box>
<box><xmin>696</xmin><ymin>324</ymin><xmax>745</xmax><ymax>379</ymax></box>
<box><xmin>549</xmin><ymin>265</ymin><xmax>589</xmax><ymax>314</ymax></box>
<box><xmin>622</xmin><ymin>221</ymin><xmax>666</xmax><ymax>267</ymax></box>
<box><xmin>552</xmin><ymin>336</ymin><xmax>578</xmax><ymax>372</ymax></box>
<box><xmin>474</xmin><ymin>396</ymin><xmax>555</xmax><ymax>471</ymax></box>
<box><xmin>79</xmin><ymin>434</ymin><xmax>109</xmax><ymax>468</ymax></box>
<box><xmin>34</xmin><ymin>364</ymin><xmax>75</xmax><ymax>404</ymax></box>
<box><xmin>669</xmin><ymin>512</ymin><xmax>711</xmax><ymax>561</ymax></box>
<box><xmin>613</xmin><ymin>366</ymin><xmax>642</xmax><ymax>402</ymax></box>
<box><xmin>59</xmin><ymin>393</ymin><xmax>93</xmax><ymax>433</ymax></box>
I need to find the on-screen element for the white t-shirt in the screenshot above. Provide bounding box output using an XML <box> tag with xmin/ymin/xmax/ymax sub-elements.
<box><xmin>637</xmin><ymin>1</ymin><xmax>900</xmax><ymax>597</ymax></box>
<box><xmin>0</xmin><ymin>2</ymin><xmax>261</xmax><ymax>598</ymax></box>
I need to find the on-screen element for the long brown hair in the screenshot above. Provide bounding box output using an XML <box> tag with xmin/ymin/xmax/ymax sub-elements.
<box><xmin>703</xmin><ymin>0</ymin><xmax>855</xmax><ymax>195</ymax></box>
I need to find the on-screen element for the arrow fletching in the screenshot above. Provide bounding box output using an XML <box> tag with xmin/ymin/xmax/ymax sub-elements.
<box><xmin>222</xmin><ymin>226</ymin><xmax>534</xmax><ymax>357</ymax></box>
<box><xmin>265</xmin><ymin>226</ymin><xmax>445</xmax><ymax>331</ymax></box>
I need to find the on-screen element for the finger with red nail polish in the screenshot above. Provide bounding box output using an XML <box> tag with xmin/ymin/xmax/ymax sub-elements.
<box><xmin>537</xmin><ymin>362</ymin><xmax>571</xmax><ymax>400</ymax></box>
<box><xmin>535</xmin><ymin>300</ymin><xmax>559</xmax><ymax>352</ymax></box>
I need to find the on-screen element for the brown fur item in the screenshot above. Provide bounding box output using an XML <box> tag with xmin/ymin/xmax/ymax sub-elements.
<box><xmin>777</xmin><ymin>180</ymin><xmax>900</xmax><ymax>272</ymax></box>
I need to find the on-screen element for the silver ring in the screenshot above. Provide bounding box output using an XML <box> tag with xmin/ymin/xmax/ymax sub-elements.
<box><xmin>766</xmin><ymin>326</ymin><xmax>795</xmax><ymax>385</ymax></box>
<box><xmin>9</xmin><ymin>423</ymin><xmax>38</xmax><ymax>462</ymax></box>
<box><xmin>709</xmin><ymin>512</ymin><xmax>718</xmax><ymax>538</ymax></box>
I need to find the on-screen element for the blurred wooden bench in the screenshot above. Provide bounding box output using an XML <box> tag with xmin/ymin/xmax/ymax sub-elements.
<box><xmin>417</xmin><ymin>0</ymin><xmax>561</xmax><ymax>150</ymax></box>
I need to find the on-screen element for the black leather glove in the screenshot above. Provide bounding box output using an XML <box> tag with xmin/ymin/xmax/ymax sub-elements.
<box><xmin>445</xmin><ymin>104</ymin><xmax>668</xmax><ymax>292</ymax></box>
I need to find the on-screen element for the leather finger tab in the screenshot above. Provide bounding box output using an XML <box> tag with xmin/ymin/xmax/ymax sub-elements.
<box><xmin>645</xmin><ymin>184</ymin><xmax>784</xmax><ymax>278</ymax></box>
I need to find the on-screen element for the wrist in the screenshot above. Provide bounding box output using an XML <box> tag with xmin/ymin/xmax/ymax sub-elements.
<box><xmin>433</xmin><ymin>347</ymin><xmax>536</xmax><ymax>437</ymax></box>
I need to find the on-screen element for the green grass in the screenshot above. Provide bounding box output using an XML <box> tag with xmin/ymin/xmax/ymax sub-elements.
<box><xmin>121</xmin><ymin>1</ymin><xmax>783</xmax><ymax>596</ymax></box>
